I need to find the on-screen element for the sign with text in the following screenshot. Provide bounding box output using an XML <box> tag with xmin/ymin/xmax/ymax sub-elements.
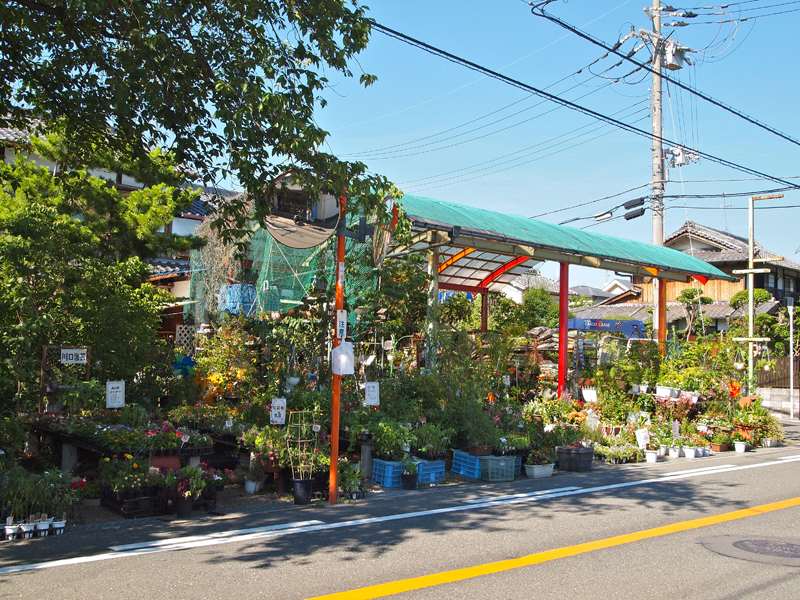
<box><xmin>61</xmin><ymin>348</ymin><xmax>87</xmax><ymax>365</ymax></box>
<box><xmin>105</xmin><ymin>381</ymin><xmax>125</xmax><ymax>409</ymax></box>
<box><xmin>336</xmin><ymin>310</ymin><xmax>347</xmax><ymax>340</ymax></box>
<box><xmin>502</xmin><ymin>375</ymin><xmax>511</xmax><ymax>387</ymax></box>
<box><xmin>270</xmin><ymin>398</ymin><xmax>287</xmax><ymax>425</ymax></box>
<box><xmin>365</xmin><ymin>381</ymin><xmax>380</xmax><ymax>406</ymax></box>
<box><xmin>635</xmin><ymin>428</ymin><xmax>650</xmax><ymax>450</ymax></box>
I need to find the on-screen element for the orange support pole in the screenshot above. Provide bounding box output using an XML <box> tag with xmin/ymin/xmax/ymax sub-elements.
<box><xmin>329</xmin><ymin>193</ymin><xmax>346</xmax><ymax>505</ymax></box>
<box><xmin>481</xmin><ymin>292</ymin><xmax>488</xmax><ymax>333</ymax></box>
<box><xmin>558</xmin><ymin>262</ymin><xmax>569</xmax><ymax>397</ymax></box>
<box><xmin>657</xmin><ymin>277</ymin><xmax>668</xmax><ymax>356</ymax></box>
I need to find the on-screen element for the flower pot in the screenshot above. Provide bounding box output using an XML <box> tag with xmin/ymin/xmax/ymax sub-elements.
<box><xmin>701</xmin><ymin>446</ymin><xmax>710</xmax><ymax>457</ymax></box>
<box><xmin>658</xmin><ymin>444</ymin><xmax>667</xmax><ymax>457</ymax></box>
<box><xmin>244</xmin><ymin>479</ymin><xmax>264</xmax><ymax>495</ymax></box>
<box><xmin>402</xmin><ymin>473</ymin><xmax>419</xmax><ymax>490</ymax></box>
<box><xmin>683</xmin><ymin>446</ymin><xmax>697</xmax><ymax>460</ymax></box>
<box><xmin>4</xmin><ymin>525</ymin><xmax>18</xmax><ymax>541</ymax></box>
<box><xmin>556</xmin><ymin>446</ymin><xmax>593</xmax><ymax>472</ymax></box>
<box><xmin>18</xmin><ymin>523</ymin><xmax>34</xmax><ymax>539</ymax></box>
<box><xmin>655</xmin><ymin>386</ymin><xmax>679</xmax><ymax>398</ymax></box>
<box><xmin>645</xmin><ymin>450</ymin><xmax>659</xmax><ymax>464</ymax></box>
<box><xmin>35</xmin><ymin>521</ymin><xmax>50</xmax><ymax>537</ymax></box>
<box><xmin>525</xmin><ymin>463</ymin><xmax>554</xmax><ymax>478</ymax></box>
<box><xmin>668</xmin><ymin>446</ymin><xmax>681</xmax><ymax>459</ymax></box>
<box><xmin>710</xmin><ymin>443</ymin><xmax>729</xmax><ymax>453</ymax></box>
<box><xmin>763</xmin><ymin>439</ymin><xmax>779</xmax><ymax>448</ymax></box>
<box><xmin>176</xmin><ymin>497</ymin><xmax>193</xmax><ymax>519</ymax></box>
<box><xmin>292</xmin><ymin>478</ymin><xmax>313</xmax><ymax>505</ymax></box>
<box><xmin>734</xmin><ymin>441</ymin><xmax>747</xmax><ymax>454</ymax></box>
<box><xmin>468</xmin><ymin>445</ymin><xmax>494</xmax><ymax>457</ymax></box>
<box><xmin>50</xmin><ymin>520</ymin><xmax>66</xmax><ymax>535</ymax></box>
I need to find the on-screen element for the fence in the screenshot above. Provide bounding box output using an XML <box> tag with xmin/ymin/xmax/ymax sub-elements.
<box><xmin>756</xmin><ymin>356</ymin><xmax>800</xmax><ymax>388</ymax></box>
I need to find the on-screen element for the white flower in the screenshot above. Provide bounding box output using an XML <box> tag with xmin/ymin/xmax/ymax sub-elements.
<box><xmin>544</xmin><ymin>424</ymin><xmax>556</xmax><ymax>433</ymax></box>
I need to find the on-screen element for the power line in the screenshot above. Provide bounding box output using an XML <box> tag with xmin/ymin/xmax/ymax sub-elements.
<box><xmin>371</xmin><ymin>22</ymin><xmax>800</xmax><ymax>190</ymax></box>
<box><xmin>529</xmin><ymin>6</ymin><xmax>800</xmax><ymax>149</ymax></box>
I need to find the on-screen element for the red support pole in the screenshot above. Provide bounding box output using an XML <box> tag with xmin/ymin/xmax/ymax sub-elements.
<box><xmin>481</xmin><ymin>292</ymin><xmax>488</xmax><ymax>333</ymax></box>
<box><xmin>558</xmin><ymin>262</ymin><xmax>569</xmax><ymax>398</ymax></box>
<box><xmin>329</xmin><ymin>193</ymin><xmax>346</xmax><ymax>505</ymax></box>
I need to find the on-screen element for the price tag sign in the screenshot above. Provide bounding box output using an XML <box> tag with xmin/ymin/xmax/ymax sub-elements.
<box><xmin>270</xmin><ymin>398</ymin><xmax>286</xmax><ymax>425</ymax></box>
<box><xmin>635</xmin><ymin>428</ymin><xmax>650</xmax><ymax>450</ymax></box>
<box><xmin>225</xmin><ymin>420</ymin><xmax>233</xmax><ymax>429</ymax></box>
<box><xmin>239</xmin><ymin>424</ymin><xmax>245</xmax><ymax>432</ymax></box>
<box><xmin>502</xmin><ymin>375</ymin><xmax>511</xmax><ymax>387</ymax></box>
<box><xmin>181</xmin><ymin>434</ymin><xmax>190</xmax><ymax>444</ymax></box>
<box><xmin>336</xmin><ymin>310</ymin><xmax>347</xmax><ymax>340</ymax></box>
<box><xmin>365</xmin><ymin>381</ymin><xmax>380</xmax><ymax>406</ymax></box>
<box><xmin>312</xmin><ymin>424</ymin><xmax>321</xmax><ymax>433</ymax></box>
<box><xmin>105</xmin><ymin>381</ymin><xmax>125</xmax><ymax>409</ymax></box>
<box><xmin>672</xmin><ymin>420</ymin><xmax>681</xmax><ymax>439</ymax></box>
<box><xmin>61</xmin><ymin>348</ymin><xmax>87</xmax><ymax>365</ymax></box>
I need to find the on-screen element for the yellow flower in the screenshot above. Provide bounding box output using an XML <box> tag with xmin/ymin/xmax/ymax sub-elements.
<box><xmin>125</xmin><ymin>453</ymin><xmax>132</xmax><ymax>459</ymax></box>
<box><xmin>104</xmin><ymin>457</ymin><xmax>110</xmax><ymax>462</ymax></box>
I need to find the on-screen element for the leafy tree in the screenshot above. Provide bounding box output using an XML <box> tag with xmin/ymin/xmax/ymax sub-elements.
<box><xmin>439</xmin><ymin>294</ymin><xmax>474</xmax><ymax>329</ymax></box>
<box><xmin>0</xmin><ymin>0</ymin><xmax>396</xmax><ymax>239</ymax></box>
<box><xmin>0</xmin><ymin>146</ymin><xmax>198</xmax><ymax>411</ymax></box>
<box><xmin>676</xmin><ymin>288</ymin><xmax>712</xmax><ymax>338</ymax></box>
<box><xmin>729</xmin><ymin>288</ymin><xmax>771</xmax><ymax>311</ymax></box>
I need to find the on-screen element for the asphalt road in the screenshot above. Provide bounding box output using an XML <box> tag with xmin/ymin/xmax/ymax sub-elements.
<box><xmin>4</xmin><ymin>444</ymin><xmax>800</xmax><ymax>600</ymax></box>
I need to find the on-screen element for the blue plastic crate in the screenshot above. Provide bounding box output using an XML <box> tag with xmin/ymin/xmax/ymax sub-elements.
<box><xmin>451</xmin><ymin>450</ymin><xmax>481</xmax><ymax>480</ymax></box>
<box><xmin>417</xmin><ymin>459</ymin><xmax>446</xmax><ymax>484</ymax></box>
<box><xmin>371</xmin><ymin>459</ymin><xmax>403</xmax><ymax>489</ymax></box>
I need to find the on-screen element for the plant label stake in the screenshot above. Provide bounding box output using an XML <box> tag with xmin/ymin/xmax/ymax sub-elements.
<box><xmin>365</xmin><ymin>382</ymin><xmax>380</xmax><ymax>406</ymax></box>
<box><xmin>270</xmin><ymin>398</ymin><xmax>287</xmax><ymax>425</ymax></box>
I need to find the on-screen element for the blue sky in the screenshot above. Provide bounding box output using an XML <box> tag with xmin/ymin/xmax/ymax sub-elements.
<box><xmin>314</xmin><ymin>0</ymin><xmax>800</xmax><ymax>288</ymax></box>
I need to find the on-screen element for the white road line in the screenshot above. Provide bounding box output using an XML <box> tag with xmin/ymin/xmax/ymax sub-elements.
<box><xmin>660</xmin><ymin>465</ymin><xmax>736</xmax><ymax>476</ymax></box>
<box><xmin>463</xmin><ymin>487</ymin><xmax>581</xmax><ymax>503</ymax></box>
<box><xmin>108</xmin><ymin>520</ymin><xmax>324</xmax><ymax>552</ymax></box>
<box><xmin>777</xmin><ymin>455</ymin><xmax>800</xmax><ymax>460</ymax></box>
<box><xmin>3</xmin><ymin>455</ymin><xmax>800</xmax><ymax>575</ymax></box>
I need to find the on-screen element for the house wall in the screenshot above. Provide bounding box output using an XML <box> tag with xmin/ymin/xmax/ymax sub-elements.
<box><xmin>631</xmin><ymin>272</ymin><xmax>745</xmax><ymax>303</ymax></box>
<box><xmin>756</xmin><ymin>387</ymin><xmax>797</xmax><ymax>419</ymax></box>
<box><xmin>172</xmin><ymin>280</ymin><xmax>191</xmax><ymax>298</ymax></box>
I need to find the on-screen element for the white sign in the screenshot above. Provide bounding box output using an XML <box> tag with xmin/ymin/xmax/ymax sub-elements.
<box><xmin>270</xmin><ymin>397</ymin><xmax>287</xmax><ymax>425</ymax></box>
<box><xmin>336</xmin><ymin>309</ymin><xmax>347</xmax><ymax>340</ymax></box>
<box><xmin>105</xmin><ymin>381</ymin><xmax>125</xmax><ymax>409</ymax></box>
<box><xmin>61</xmin><ymin>348</ymin><xmax>87</xmax><ymax>365</ymax></box>
<box><xmin>635</xmin><ymin>428</ymin><xmax>650</xmax><ymax>450</ymax></box>
<box><xmin>502</xmin><ymin>375</ymin><xmax>511</xmax><ymax>387</ymax></box>
<box><xmin>672</xmin><ymin>420</ymin><xmax>681</xmax><ymax>438</ymax></box>
<box><xmin>365</xmin><ymin>381</ymin><xmax>380</xmax><ymax>406</ymax></box>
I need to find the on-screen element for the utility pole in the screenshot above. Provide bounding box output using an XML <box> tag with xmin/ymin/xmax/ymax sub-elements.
<box><xmin>649</xmin><ymin>0</ymin><xmax>666</xmax><ymax>346</ymax></box>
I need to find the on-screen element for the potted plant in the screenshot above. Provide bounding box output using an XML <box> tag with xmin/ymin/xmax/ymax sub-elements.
<box><xmin>525</xmin><ymin>448</ymin><xmax>555</xmax><ymax>478</ymax></box>
<box><xmin>710</xmin><ymin>431</ymin><xmax>731</xmax><ymax>453</ymax></box>
<box><xmin>79</xmin><ymin>479</ymin><xmax>102</xmax><ymax>507</ymax></box>
<box><xmin>668</xmin><ymin>437</ymin><xmax>682</xmax><ymax>459</ymax></box>
<box><xmin>244</xmin><ymin>458</ymin><xmax>266</xmax><ymax>495</ymax></box>
<box><xmin>287</xmin><ymin>410</ymin><xmax>318</xmax><ymax>505</ymax></box>
<box><xmin>338</xmin><ymin>460</ymin><xmax>365</xmax><ymax>500</ymax></box>
<box><xmin>165</xmin><ymin>466</ymin><xmax>206</xmax><ymax>518</ymax></box>
<box><xmin>761</xmin><ymin>417</ymin><xmax>785</xmax><ymax>447</ymax></box>
<box><xmin>401</xmin><ymin>454</ymin><xmax>419</xmax><ymax>490</ymax></box>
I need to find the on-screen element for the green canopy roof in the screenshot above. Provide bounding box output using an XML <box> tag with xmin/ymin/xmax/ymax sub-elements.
<box><xmin>394</xmin><ymin>195</ymin><xmax>737</xmax><ymax>290</ymax></box>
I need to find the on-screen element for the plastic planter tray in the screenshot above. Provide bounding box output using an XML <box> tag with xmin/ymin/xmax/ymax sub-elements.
<box><xmin>556</xmin><ymin>446</ymin><xmax>594</xmax><ymax>472</ymax></box>
<box><xmin>371</xmin><ymin>459</ymin><xmax>404</xmax><ymax>489</ymax></box>
<box><xmin>451</xmin><ymin>450</ymin><xmax>481</xmax><ymax>480</ymax></box>
<box><xmin>479</xmin><ymin>456</ymin><xmax>515</xmax><ymax>482</ymax></box>
<box><xmin>417</xmin><ymin>459</ymin><xmax>446</xmax><ymax>484</ymax></box>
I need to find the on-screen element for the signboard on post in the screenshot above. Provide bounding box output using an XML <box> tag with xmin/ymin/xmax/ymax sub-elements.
<box><xmin>270</xmin><ymin>398</ymin><xmax>287</xmax><ymax>425</ymax></box>
<box><xmin>635</xmin><ymin>428</ymin><xmax>650</xmax><ymax>450</ymax></box>
<box><xmin>61</xmin><ymin>348</ymin><xmax>87</xmax><ymax>365</ymax></box>
<box><xmin>365</xmin><ymin>382</ymin><xmax>380</xmax><ymax>406</ymax></box>
<box><xmin>336</xmin><ymin>310</ymin><xmax>347</xmax><ymax>340</ymax></box>
<box><xmin>106</xmin><ymin>381</ymin><xmax>125</xmax><ymax>409</ymax></box>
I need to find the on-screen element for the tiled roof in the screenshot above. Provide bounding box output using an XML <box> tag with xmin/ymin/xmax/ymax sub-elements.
<box><xmin>0</xmin><ymin>126</ymin><xmax>27</xmax><ymax>144</ymax></box>
<box><xmin>570</xmin><ymin>285</ymin><xmax>614</xmax><ymax>299</ymax></box>
<box><xmin>668</xmin><ymin>220</ymin><xmax>800</xmax><ymax>271</ymax></box>
<box><xmin>181</xmin><ymin>187</ymin><xmax>240</xmax><ymax>218</ymax></box>
<box><xmin>146</xmin><ymin>258</ymin><xmax>190</xmax><ymax>279</ymax></box>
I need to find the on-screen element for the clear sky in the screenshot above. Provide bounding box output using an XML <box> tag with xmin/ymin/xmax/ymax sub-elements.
<box><xmin>314</xmin><ymin>0</ymin><xmax>800</xmax><ymax>288</ymax></box>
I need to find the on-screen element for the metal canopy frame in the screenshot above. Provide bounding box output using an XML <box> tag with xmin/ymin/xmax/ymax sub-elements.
<box><xmin>392</xmin><ymin>194</ymin><xmax>738</xmax><ymax>396</ymax></box>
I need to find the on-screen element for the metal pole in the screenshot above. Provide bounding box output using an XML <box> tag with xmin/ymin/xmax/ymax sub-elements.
<box><xmin>790</xmin><ymin>304</ymin><xmax>795</xmax><ymax>420</ymax></box>
<box><xmin>329</xmin><ymin>192</ymin><xmax>346</xmax><ymax>505</ymax></box>
<box><xmin>748</xmin><ymin>196</ymin><xmax>755</xmax><ymax>393</ymax></box>
<box><xmin>557</xmin><ymin>262</ymin><xmax>569</xmax><ymax>397</ymax></box>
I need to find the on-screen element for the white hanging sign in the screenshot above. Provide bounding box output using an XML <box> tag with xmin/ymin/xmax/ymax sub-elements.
<box><xmin>336</xmin><ymin>309</ymin><xmax>347</xmax><ymax>340</ymax></box>
<box><xmin>61</xmin><ymin>348</ymin><xmax>87</xmax><ymax>365</ymax></box>
<box><xmin>502</xmin><ymin>375</ymin><xmax>511</xmax><ymax>387</ymax></box>
<box><xmin>365</xmin><ymin>382</ymin><xmax>380</xmax><ymax>406</ymax></box>
<box><xmin>105</xmin><ymin>381</ymin><xmax>125</xmax><ymax>409</ymax></box>
<box><xmin>270</xmin><ymin>397</ymin><xmax>287</xmax><ymax>425</ymax></box>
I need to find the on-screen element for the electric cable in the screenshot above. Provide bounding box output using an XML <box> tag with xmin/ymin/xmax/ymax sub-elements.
<box><xmin>528</xmin><ymin>7</ymin><xmax>800</xmax><ymax>149</ymax></box>
<box><xmin>372</xmin><ymin>22</ymin><xmax>800</xmax><ymax>190</ymax></box>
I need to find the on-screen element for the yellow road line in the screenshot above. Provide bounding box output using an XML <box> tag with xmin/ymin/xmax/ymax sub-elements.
<box><xmin>307</xmin><ymin>496</ymin><xmax>800</xmax><ymax>600</ymax></box>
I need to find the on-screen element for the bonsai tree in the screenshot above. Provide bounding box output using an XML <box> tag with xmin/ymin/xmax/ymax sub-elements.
<box><xmin>676</xmin><ymin>288</ymin><xmax>712</xmax><ymax>339</ymax></box>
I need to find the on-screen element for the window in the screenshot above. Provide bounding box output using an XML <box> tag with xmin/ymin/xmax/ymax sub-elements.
<box><xmin>765</xmin><ymin>273</ymin><xmax>776</xmax><ymax>288</ymax></box>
